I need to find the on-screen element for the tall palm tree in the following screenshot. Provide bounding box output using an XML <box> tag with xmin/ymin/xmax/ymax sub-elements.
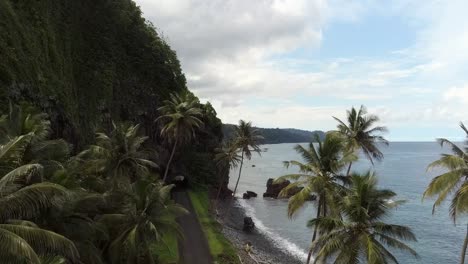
<box><xmin>77</xmin><ymin>123</ymin><xmax>158</xmax><ymax>190</ymax></box>
<box><xmin>275</xmin><ymin>133</ymin><xmax>352</xmax><ymax>264</ymax></box>
<box><xmin>214</xmin><ymin>140</ymin><xmax>241</xmax><ymax>203</ymax></box>
<box><xmin>310</xmin><ymin>172</ymin><xmax>418</xmax><ymax>264</ymax></box>
<box><xmin>157</xmin><ymin>92</ymin><xmax>203</xmax><ymax>182</ymax></box>
<box><xmin>231</xmin><ymin>120</ymin><xmax>263</xmax><ymax>196</ymax></box>
<box><xmin>333</xmin><ymin>105</ymin><xmax>388</xmax><ymax>175</ymax></box>
<box><xmin>424</xmin><ymin>123</ymin><xmax>468</xmax><ymax>264</ymax></box>
<box><xmin>0</xmin><ymin>136</ymin><xmax>80</xmax><ymax>263</ymax></box>
<box><xmin>98</xmin><ymin>180</ymin><xmax>187</xmax><ymax>264</ymax></box>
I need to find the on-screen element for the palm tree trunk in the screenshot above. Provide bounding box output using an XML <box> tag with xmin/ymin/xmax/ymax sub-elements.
<box><xmin>215</xmin><ymin>170</ymin><xmax>225</xmax><ymax>200</ymax></box>
<box><xmin>307</xmin><ymin>197</ymin><xmax>322</xmax><ymax>264</ymax></box>
<box><xmin>215</xmin><ymin>167</ymin><xmax>228</xmax><ymax>210</ymax></box>
<box><xmin>346</xmin><ymin>162</ymin><xmax>353</xmax><ymax>176</ymax></box>
<box><xmin>163</xmin><ymin>138</ymin><xmax>178</xmax><ymax>182</ymax></box>
<box><xmin>461</xmin><ymin>223</ymin><xmax>468</xmax><ymax>264</ymax></box>
<box><xmin>232</xmin><ymin>151</ymin><xmax>244</xmax><ymax>197</ymax></box>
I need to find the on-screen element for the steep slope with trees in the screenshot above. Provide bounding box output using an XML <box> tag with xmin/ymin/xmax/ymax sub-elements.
<box><xmin>0</xmin><ymin>0</ymin><xmax>223</xmax><ymax>186</ymax></box>
<box><xmin>223</xmin><ymin>124</ymin><xmax>325</xmax><ymax>144</ymax></box>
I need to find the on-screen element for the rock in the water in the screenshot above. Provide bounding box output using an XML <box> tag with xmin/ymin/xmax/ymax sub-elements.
<box><xmin>242</xmin><ymin>191</ymin><xmax>258</xmax><ymax>199</ymax></box>
<box><xmin>263</xmin><ymin>178</ymin><xmax>314</xmax><ymax>199</ymax></box>
<box><xmin>243</xmin><ymin>217</ymin><xmax>255</xmax><ymax>232</ymax></box>
<box><xmin>246</xmin><ymin>191</ymin><xmax>257</xmax><ymax>197</ymax></box>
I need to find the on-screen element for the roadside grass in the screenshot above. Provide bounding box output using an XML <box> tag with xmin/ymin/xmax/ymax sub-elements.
<box><xmin>151</xmin><ymin>231</ymin><xmax>179</xmax><ymax>264</ymax></box>
<box><xmin>188</xmin><ymin>189</ymin><xmax>241</xmax><ymax>264</ymax></box>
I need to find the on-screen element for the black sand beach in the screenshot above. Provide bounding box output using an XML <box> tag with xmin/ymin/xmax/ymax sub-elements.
<box><xmin>217</xmin><ymin>199</ymin><xmax>304</xmax><ymax>264</ymax></box>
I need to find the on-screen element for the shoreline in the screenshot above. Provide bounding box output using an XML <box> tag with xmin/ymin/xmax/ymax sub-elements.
<box><xmin>216</xmin><ymin>198</ymin><xmax>304</xmax><ymax>264</ymax></box>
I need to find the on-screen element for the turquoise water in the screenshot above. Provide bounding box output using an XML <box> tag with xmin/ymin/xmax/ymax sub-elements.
<box><xmin>229</xmin><ymin>142</ymin><xmax>467</xmax><ymax>263</ymax></box>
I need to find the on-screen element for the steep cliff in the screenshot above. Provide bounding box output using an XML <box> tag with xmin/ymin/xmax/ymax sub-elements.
<box><xmin>0</xmin><ymin>0</ymin><xmax>223</xmax><ymax>184</ymax></box>
<box><xmin>0</xmin><ymin>0</ymin><xmax>193</xmax><ymax>146</ymax></box>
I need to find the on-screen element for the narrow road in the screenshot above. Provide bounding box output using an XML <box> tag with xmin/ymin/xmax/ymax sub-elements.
<box><xmin>173</xmin><ymin>190</ymin><xmax>214</xmax><ymax>264</ymax></box>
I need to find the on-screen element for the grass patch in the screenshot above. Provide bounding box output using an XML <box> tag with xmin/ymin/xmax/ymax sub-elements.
<box><xmin>188</xmin><ymin>190</ymin><xmax>240</xmax><ymax>264</ymax></box>
<box><xmin>151</xmin><ymin>231</ymin><xmax>179</xmax><ymax>264</ymax></box>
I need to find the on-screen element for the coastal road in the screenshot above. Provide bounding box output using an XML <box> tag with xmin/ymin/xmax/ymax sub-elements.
<box><xmin>173</xmin><ymin>190</ymin><xmax>214</xmax><ymax>264</ymax></box>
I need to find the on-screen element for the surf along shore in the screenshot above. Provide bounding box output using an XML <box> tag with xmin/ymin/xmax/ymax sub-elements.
<box><xmin>217</xmin><ymin>198</ymin><xmax>304</xmax><ymax>264</ymax></box>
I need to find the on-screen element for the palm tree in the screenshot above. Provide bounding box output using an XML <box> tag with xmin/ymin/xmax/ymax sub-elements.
<box><xmin>333</xmin><ymin>105</ymin><xmax>388</xmax><ymax>175</ymax></box>
<box><xmin>275</xmin><ymin>133</ymin><xmax>352</xmax><ymax>263</ymax></box>
<box><xmin>77</xmin><ymin>123</ymin><xmax>158</xmax><ymax>190</ymax></box>
<box><xmin>157</xmin><ymin>92</ymin><xmax>203</xmax><ymax>182</ymax></box>
<box><xmin>98</xmin><ymin>180</ymin><xmax>187</xmax><ymax>264</ymax></box>
<box><xmin>231</xmin><ymin>120</ymin><xmax>263</xmax><ymax>196</ymax></box>
<box><xmin>214</xmin><ymin>140</ymin><xmax>241</xmax><ymax>203</ymax></box>
<box><xmin>424</xmin><ymin>123</ymin><xmax>468</xmax><ymax>264</ymax></box>
<box><xmin>0</xmin><ymin>102</ymin><xmax>50</xmax><ymax>144</ymax></box>
<box><xmin>0</xmin><ymin>136</ymin><xmax>80</xmax><ymax>263</ymax></box>
<box><xmin>40</xmin><ymin>191</ymin><xmax>109</xmax><ymax>264</ymax></box>
<box><xmin>0</xmin><ymin>102</ymin><xmax>71</xmax><ymax>178</ymax></box>
<box><xmin>310</xmin><ymin>172</ymin><xmax>418</xmax><ymax>263</ymax></box>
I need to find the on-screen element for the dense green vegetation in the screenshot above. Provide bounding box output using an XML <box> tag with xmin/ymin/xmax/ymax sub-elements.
<box><xmin>189</xmin><ymin>190</ymin><xmax>240</xmax><ymax>264</ymax></box>
<box><xmin>0</xmin><ymin>102</ymin><xmax>197</xmax><ymax>263</ymax></box>
<box><xmin>0</xmin><ymin>0</ymin><xmax>223</xmax><ymax>169</ymax></box>
<box><xmin>223</xmin><ymin>124</ymin><xmax>325</xmax><ymax>144</ymax></box>
<box><xmin>0</xmin><ymin>0</ymin><xmax>188</xmax><ymax>146</ymax></box>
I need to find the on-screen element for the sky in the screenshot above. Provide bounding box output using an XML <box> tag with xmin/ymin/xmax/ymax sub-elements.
<box><xmin>134</xmin><ymin>0</ymin><xmax>468</xmax><ymax>141</ymax></box>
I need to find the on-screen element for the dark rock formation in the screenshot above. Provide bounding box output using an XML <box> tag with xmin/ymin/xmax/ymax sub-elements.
<box><xmin>243</xmin><ymin>217</ymin><xmax>255</xmax><ymax>232</ymax></box>
<box><xmin>263</xmin><ymin>178</ymin><xmax>316</xmax><ymax>200</ymax></box>
<box><xmin>263</xmin><ymin>178</ymin><xmax>290</xmax><ymax>198</ymax></box>
<box><xmin>246</xmin><ymin>191</ymin><xmax>257</xmax><ymax>197</ymax></box>
<box><xmin>242</xmin><ymin>191</ymin><xmax>258</xmax><ymax>199</ymax></box>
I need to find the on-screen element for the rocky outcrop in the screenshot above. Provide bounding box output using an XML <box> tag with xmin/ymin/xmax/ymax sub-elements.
<box><xmin>263</xmin><ymin>178</ymin><xmax>316</xmax><ymax>201</ymax></box>
<box><xmin>242</xmin><ymin>191</ymin><xmax>258</xmax><ymax>199</ymax></box>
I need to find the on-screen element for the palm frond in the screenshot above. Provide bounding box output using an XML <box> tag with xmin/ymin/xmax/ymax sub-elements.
<box><xmin>0</xmin><ymin>183</ymin><xmax>69</xmax><ymax>221</ymax></box>
<box><xmin>0</xmin><ymin>224</ymin><xmax>79</xmax><ymax>262</ymax></box>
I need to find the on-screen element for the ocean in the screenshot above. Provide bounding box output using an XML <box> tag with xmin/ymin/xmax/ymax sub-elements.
<box><xmin>228</xmin><ymin>142</ymin><xmax>467</xmax><ymax>263</ymax></box>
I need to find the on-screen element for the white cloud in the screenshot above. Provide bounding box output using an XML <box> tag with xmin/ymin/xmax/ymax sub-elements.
<box><xmin>443</xmin><ymin>85</ymin><xmax>468</xmax><ymax>104</ymax></box>
<box><xmin>133</xmin><ymin>0</ymin><xmax>468</xmax><ymax>139</ymax></box>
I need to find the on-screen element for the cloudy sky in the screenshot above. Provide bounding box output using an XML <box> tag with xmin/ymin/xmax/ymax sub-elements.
<box><xmin>135</xmin><ymin>0</ymin><xmax>468</xmax><ymax>141</ymax></box>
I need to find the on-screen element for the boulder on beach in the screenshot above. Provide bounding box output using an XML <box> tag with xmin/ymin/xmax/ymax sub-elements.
<box><xmin>243</xmin><ymin>217</ymin><xmax>255</xmax><ymax>232</ymax></box>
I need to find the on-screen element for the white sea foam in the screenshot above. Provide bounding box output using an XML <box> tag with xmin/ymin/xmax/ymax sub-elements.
<box><xmin>237</xmin><ymin>199</ymin><xmax>310</xmax><ymax>262</ymax></box>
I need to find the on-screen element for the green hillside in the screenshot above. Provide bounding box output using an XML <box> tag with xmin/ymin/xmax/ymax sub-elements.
<box><xmin>223</xmin><ymin>124</ymin><xmax>325</xmax><ymax>144</ymax></box>
<box><xmin>0</xmin><ymin>0</ymin><xmax>201</xmax><ymax>146</ymax></box>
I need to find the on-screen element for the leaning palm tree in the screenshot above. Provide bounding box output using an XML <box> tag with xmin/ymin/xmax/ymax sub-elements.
<box><xmin>157</xmin><ymin>92</ymin><xmax>203</xmax><ymax>182</ymax></box>
<box><xmin>231</xmin><ymin>120</ymin><xmax>263</xmax><ymax>196</ymax></box>
<box><xmin>98</xmin><ymin>180</ymin><xmax>187</xmax><ymax>264</ymax></box>
<box><xmin>0</xmin><ymin>136</ymin><xmax>80</xmax><ymax>263</ymax></box>
<box><xmin>333</xmin><ymin>105</ymin><xmax>388</xmax><ymax>175</ymax></box>
<box><xmin>275</xmin><ymin>133</ymin><xmax>352</xmax><ymax>264</ymax></box>
<box><xmin>424</xmin><ymin>122</ymin><xmax>468</xmax><ymax>264</ymax></box>
<box><xmin>77</xmin><ymin>123</ymin><xmax>158</xmax><ymax>190</ymax></box>
<box><xmin>214</xmin><ymin>140</ymin><xmax>242</xmax><ymax>203</ymax></box>
<box><xmin>310</xmin><ymin>172</ymin><xmax>418</xmax><ymax>263</ymax></box>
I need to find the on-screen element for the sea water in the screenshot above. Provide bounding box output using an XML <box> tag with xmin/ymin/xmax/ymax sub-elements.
<box><xmin>229</xmin><ymin>142</ymin><xmax>467</xmax><ymax>263</ymax></box>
